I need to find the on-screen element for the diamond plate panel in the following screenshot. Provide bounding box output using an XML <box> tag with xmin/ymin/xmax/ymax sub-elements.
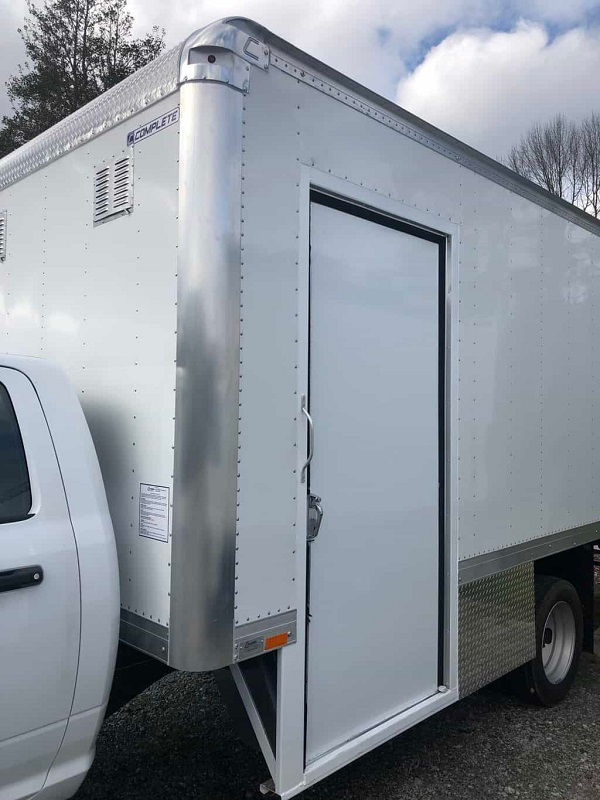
<box><xmin>0</xmin><ymin>43</ymin><xmax>181</xmax><ymax>191</ymax></box>
<box><xmin>458</xmin><ymin>563</ymin><xmax>535</xmax><ymax>697</ymax></box>
<box><xmin>0</xmin><ymin>210</ymin><xmax>6</xmax><ymax>261</ymax></box>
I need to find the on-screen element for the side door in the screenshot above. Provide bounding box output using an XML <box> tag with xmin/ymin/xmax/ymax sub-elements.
<box><xmin>305</xmin><ymin>195</ymin><xmax>444</xmax><ymax>762</ymax></box>
<box><xmin>0</xmin><ymin>367</ymin><xmax>80</xmax><ymax>800</ymax></box>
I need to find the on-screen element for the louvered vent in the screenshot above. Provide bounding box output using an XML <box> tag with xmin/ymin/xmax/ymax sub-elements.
<box><xmin>0</xmin><ymin>211</ymin><xmax>6</xmax><ymax>262</ymax></box>
<box><xmin>93</xmin><ymin>156</ymin><xmax>133</xmax><ymax>225</ymax></box>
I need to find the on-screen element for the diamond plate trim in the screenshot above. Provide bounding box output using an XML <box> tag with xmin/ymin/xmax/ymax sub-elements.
<box><xmin>0</xmin><ymin>210</ymin><xmax>6</xmax><ymax>261</ymax></box>
<box><xmin>458</xmin><ymin>563</ymin><xmax>535</xmax><ymax>698</ymax></box>
<box><xmin>0</xmin><ymin>19</ymin><xmax>270</xmax><ymax>193</ymax></box>
<box><xmin>0</xmin><ymin>43</ymin><xmax>181</xmax><ymax>192</ymax></box>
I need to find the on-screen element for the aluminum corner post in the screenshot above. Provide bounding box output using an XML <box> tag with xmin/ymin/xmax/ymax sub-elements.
<box><xmin>178</xmin><ymin>20</ymin><xmax>269</xmax><ymax>94</ymax></box>
<box><xmin>179</xmin><ymin>18</ymin><xmax>270</xmax><ymax>74</ymax></box>
<box><xmin>169</xmin><ymin>75</ymin><xmax>244</xmax><ymax>671</ymax></box>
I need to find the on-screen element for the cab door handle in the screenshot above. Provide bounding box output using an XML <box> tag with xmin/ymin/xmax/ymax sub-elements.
<box><xmin>0</xmin><ymin>565</ymin><xmax>44</xmax><ymax>593</ymax></box>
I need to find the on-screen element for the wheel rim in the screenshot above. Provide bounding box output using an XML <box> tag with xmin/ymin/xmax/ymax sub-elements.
<box><xmin>541</xmin><ymin>601</ymin><xmax>576</xmax><ymax>684</ymax></box>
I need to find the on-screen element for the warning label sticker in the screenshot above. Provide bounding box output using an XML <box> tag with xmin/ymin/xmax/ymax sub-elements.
<box><xmin>139</xmin><ymin>484</ymin><xmax>170</xmax><ymax>542</ymax></box>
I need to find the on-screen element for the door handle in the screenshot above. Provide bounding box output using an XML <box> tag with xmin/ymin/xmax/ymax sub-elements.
<box><xmin>301</xmin><ymin>395</ymin><xmax>314</xmax><ymax>484</ymax></box>
<box><xmin>0</xmin><ymin>565</ymin><xmax>44</xmax><ymax>594</ymax></box>
<box><xmin>307</xmin><ymin>494</ymin><xmax>324</xmax><ymax>542</ymax></box>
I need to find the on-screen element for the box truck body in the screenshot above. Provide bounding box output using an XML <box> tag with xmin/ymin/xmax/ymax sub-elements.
<box><xmin>0</xmin><ymin>17</ymin><xmax>599</xmax><ymax>798</ymax></box>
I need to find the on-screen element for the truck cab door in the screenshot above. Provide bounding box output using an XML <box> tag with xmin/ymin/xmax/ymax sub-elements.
<box><xmin>0</xmin><ymin>367</ymin><xmax>80</xmax><ymax>800</ymax></box>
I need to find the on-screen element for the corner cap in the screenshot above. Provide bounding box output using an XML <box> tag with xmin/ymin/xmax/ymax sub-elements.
<box><xmin>179</xmin><ymin>18</ymin><xmax>269</xmax><ymax>85</ymax></box>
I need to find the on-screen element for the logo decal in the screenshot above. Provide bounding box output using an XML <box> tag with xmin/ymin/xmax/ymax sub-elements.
<box><xmin>127</xmin><ymin>107</ymin><xmax>179</xmax><ymax>146</ymax></box>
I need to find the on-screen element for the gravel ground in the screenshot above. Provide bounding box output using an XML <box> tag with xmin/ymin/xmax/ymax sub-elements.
<box><xmin>75</xmin><ymin>622</ymin><xmax>600</xmax><ymax>800</ymax></box>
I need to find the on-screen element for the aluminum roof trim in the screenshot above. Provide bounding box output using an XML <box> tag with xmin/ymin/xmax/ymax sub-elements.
<box><xmin>0</xmin><ymin>42</ymin><xmax>183</xmax><ymax>191</ymax></box>
<box><xmin>228</xmin><ymin>16</ymin><xmax>600</xmax><ymax>236</ymax></box>
<box><xmin>0</xmin><ymin>14</ymin><xmax>599</xmax><ymax>236</ymax></box>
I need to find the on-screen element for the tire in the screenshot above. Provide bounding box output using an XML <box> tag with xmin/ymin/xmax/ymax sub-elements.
<box><xmin>514</xmin><ymin>575</ymin><xmax>583</xmax><ymax>706</ymax></box>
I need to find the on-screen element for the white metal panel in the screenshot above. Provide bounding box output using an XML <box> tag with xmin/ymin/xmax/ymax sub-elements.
<box><xmin>567</xmin><ymin>223</ymin><xmax>595</xmax><ymax>521</ymax></box>
<box><xmin>453</xmin><ymin>169</ymin><xmax>514</xmax><ymax>558</ymax></box>
<box><xmin>235</xmin><ymin>52</ymin><xmax>598</xmax><ymax>794</ymax></box>
<box><xmin>296</xmin><ymin>77</ymin><xmax>461</xmax><ymax>225</ymax></box>
<box><xmin>539</xmin><ymin>210</ymin><xmax>573</xmax><ymax>533</ymax></box>
<box><xmin>456</xmin><ymin>181</ymin><xmax>546</xmax><ymax>557</ymax></box>
<box><xmin>455</xmin><ymin>171</ymin><xmax>600</xmax><ymax>559</ymax></box>
<box><xmin>260</xmin><ymin>52</ymin><xmax>600</xmax><ymax>566</ymax></box>
<box><xmin>502</xmin><ymin>199</ymin><xmax>544</xmax><ymax>543</ymax></box>
<box><xmin>0</xmin><ymin>179</ymin><xmax>45</xmax><ymax>355</ymax></box>
<box><xmin>540</xmin><ymin>211</ymin><xmax>595</xmax><ymax>532</ymax></box>
<box><xmin>233</xmin><ymin>67</ymin><xmax>301</xmax><ymax>626</ymax></box>
<box><xmin>305</xmin><ymin>201</ymin><xmax>440</xmax><ymax>762</ymax></box>
<box><xmin>586</xmin><ymin>219</ymin><xmax>600</xmax><ymax>522</ymax></box>
<box><xmin>0</xmin><ymin>94</ymin><xmax>180</xmax><ymax>630</ymax></box>
<box><xmin>79</xmin><ymin>103</ymin><xmax>178</xmax><ymax>629</ymax></box>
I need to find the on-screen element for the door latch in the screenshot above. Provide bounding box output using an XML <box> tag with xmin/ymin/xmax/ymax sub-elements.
<box><xmin>307</xmin><ymin>494</ymin><xmax>323</xmax><ymax>542</ymax></box>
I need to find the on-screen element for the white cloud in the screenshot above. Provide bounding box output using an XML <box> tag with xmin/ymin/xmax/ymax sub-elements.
<box><xmin>396</xmin><ymin>22</ymin><xmax>600</xmax><ymax>159</ymax></box>
<box><xmin>1</xmin><ymin>0</ymin><xmax>600</xmax><ymax>164</ymax></box>
<box><xmin>128</xmin><ymin>1</ymin><xmax>600</xmax><ymax>159</ymax></box>
<box><xmin>519</xmin><ymin>0</ymin><xmax>600</xmax><ymax>24</ymax></box>
<box><xmin>127</xmin><ymin>0</ymin><xmax>513</xmax><ymax>99</ymax></box>
<box><xmin>130</xmin><ymin>0</ymin><xmax>488</xmax><ymax>95</ymax></box>
<box><xmin>128</xmin><ymin>0</ymin><xmax>405</xmax><ymax>97</ymax></box>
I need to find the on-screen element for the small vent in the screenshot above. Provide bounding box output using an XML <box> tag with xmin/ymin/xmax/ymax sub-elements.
<box><xmin>0</xmin><ymin>211</ymin><xmax>6</xmax><ymax>262</ymax></box>
<box><xmin>93</xmin><ymin>156</ymin><xmax>133</xmax><ymax>225</ymax></box>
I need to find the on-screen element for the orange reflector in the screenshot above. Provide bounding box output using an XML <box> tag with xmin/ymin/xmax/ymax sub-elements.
<box><xmin>265</xmin><ymin>632</ymin><xmax>289</xmax><ymax>651</ymax></box>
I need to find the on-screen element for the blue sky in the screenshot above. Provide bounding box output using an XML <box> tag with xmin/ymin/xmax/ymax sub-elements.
<box><xmin>1</xmin><ymin>0</ymin><xmax>599</xmax><ymax>159</ymax></box>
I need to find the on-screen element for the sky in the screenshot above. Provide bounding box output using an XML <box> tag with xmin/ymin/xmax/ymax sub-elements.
<box><xmin>1</xmin><ymin>0</ymin><xmax>600</xmax><ymax>160</ymax></box>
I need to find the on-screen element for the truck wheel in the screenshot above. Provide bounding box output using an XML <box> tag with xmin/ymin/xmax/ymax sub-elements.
<box><xmin>517</xmin><ymin>575</ymin><xmax>583</xmax><ymax>706</ymax></box>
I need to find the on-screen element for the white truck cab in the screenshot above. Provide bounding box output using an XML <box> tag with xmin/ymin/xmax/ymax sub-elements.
<box><xmin>0</xmin><ymin>356</ymin><xmax>119</xmax><ymax>800</ymax></box>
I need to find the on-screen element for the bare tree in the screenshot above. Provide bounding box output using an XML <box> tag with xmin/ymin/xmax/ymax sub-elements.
<box><xmin>507</xmin><ymin>113</ymin><xmax>600</xmax><ymax>218</ymax></box>
<box><xmin>581</xmin><ymin>113</ymin><xmax>600</xmax><ymax>218</ymax></box>
<box><xmin>507</xmin><ymin>114</ymin><xmax>583</xmax><ymax>205</ymax></box>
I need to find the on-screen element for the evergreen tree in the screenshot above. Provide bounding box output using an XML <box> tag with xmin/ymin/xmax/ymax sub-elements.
<box><xmin>0</xmin><ymin>0</ymin><xmax>165</xmax><ymax>157</ymax></box>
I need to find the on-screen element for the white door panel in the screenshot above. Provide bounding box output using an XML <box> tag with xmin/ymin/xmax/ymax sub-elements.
<box><xmin>306</xmin><ymin>200</ymin><xmax>442</xmax><ymax>762</ymax></box>
<box><xmin>0</xmin><ymin>721</ymin><xmax>66</xmax><ymax>800</ymax></box>
<box><xmin>0</xmin><ymin>367</ymin><xmax>80</xmax><ymax>798</ymax></box>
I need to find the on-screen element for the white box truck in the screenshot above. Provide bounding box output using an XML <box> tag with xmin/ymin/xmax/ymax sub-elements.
<box><xmin>0</xmin><ymin>16</ymin><xmax>598</xmax><ymax>800</ymax></box>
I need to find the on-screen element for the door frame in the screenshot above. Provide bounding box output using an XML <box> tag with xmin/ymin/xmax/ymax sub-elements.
<box><xmin>307</xmin><ymin>189</ymin><xmax>447</xmax><ymax>699</ymax></box>
<box><xmin>270</xmin><ymin>168</ymin><xmax>460</xmax><ymax>798</ymax></box>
